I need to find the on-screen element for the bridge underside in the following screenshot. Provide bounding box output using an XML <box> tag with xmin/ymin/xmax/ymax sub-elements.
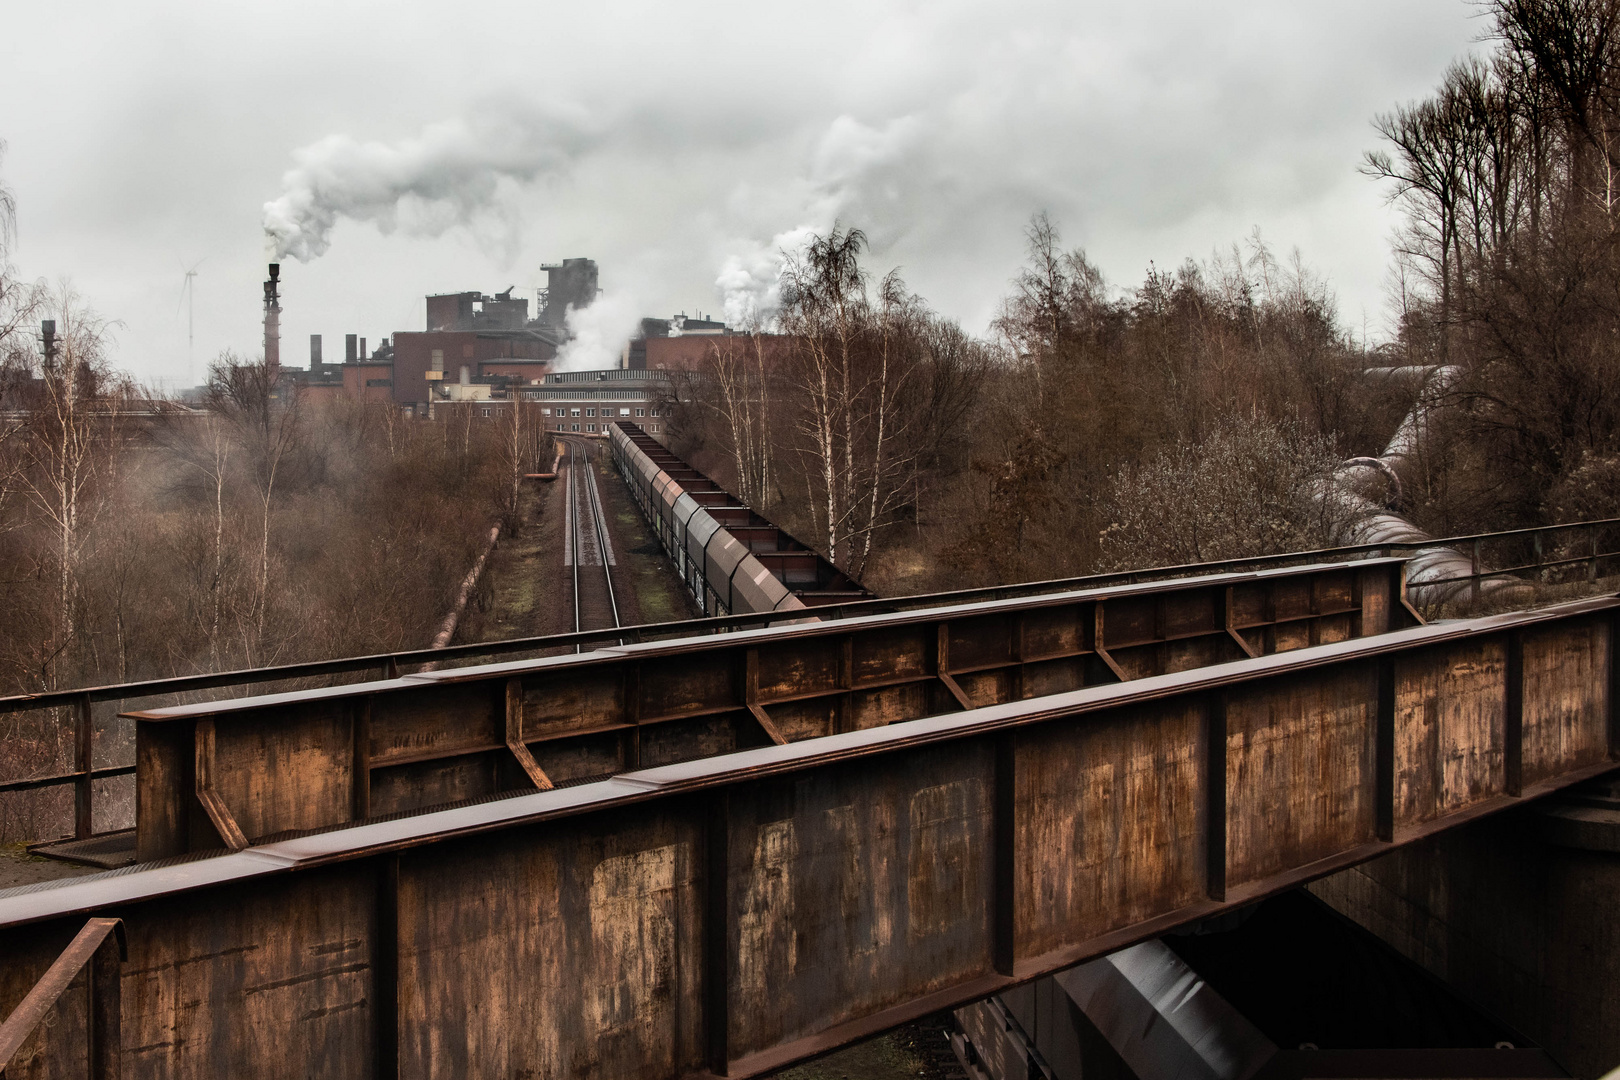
<box><xmin>0</xmin><ymin>588</ymin><xmax>1614</xmax><ymax>1078</ymax></box>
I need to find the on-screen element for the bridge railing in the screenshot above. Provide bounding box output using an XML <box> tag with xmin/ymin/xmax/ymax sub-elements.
<box><xmin>2</xmin><ymin>517</ymin><xmax>1618</xmax><ymax>843</ymax></box>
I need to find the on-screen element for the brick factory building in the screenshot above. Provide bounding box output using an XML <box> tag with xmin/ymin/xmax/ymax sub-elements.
<box><xmin>281</xmin><ymin>260</ymin><xmax>776</xmax><ymax>435</ymax></box>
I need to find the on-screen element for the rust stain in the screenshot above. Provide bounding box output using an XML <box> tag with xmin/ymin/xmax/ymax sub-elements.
<box><xmin>738</xmin><ymin>819</ymin><xmax>798</xmax><ymax>998</ymax></box>
<box><xmin>906</xmin><ymin>780</ymin><xmax>981</xmax><ymax>942</ymax></box>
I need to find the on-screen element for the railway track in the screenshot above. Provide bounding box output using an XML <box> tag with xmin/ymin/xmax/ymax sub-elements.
<box><xmin>562</xmin><ymin>439</ymin><xmax>621</xmax><ymax>649</ymax></box>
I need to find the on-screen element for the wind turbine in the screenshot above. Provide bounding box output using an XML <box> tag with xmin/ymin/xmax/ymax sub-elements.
<box><xmin>176</xmin><ymin>258</ymin><xmax>204</xmax><ymax>387</ymax></box>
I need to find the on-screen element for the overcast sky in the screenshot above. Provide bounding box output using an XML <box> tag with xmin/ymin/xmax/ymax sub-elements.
<box><xmin>0</xmin><ymin>1</ymin><xmax>1486</xmax><ymax>385</ymax></box>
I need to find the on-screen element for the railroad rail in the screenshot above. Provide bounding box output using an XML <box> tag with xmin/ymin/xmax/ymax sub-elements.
<box><xmin>0</xmin><ymin>596</ymin><xmax>1614</xmax><ymax>1078</ymax></box>
<box><xmin>564</xmin><ymin>440</ymin><xmax>621</xmax><ymax>647</ymax></box>
<box><xmin>2</xmin><ymin>518</ymin><xmax>1617</xmax><ymax>844</ymax></box>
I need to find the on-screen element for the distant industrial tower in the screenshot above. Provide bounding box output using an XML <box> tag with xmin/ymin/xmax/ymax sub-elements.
<box><xmin>538</xmin><ymin>258</ymin><xmax>598</xmax><ymax>333</ymax></box>
<box><xmin>263</xmin><ymin>263</ymin><xmax>282</xmax><ymax>368</ymax></box>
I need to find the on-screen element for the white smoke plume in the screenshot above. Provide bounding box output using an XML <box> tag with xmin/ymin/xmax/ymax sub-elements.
<box><xmin>554</xmin><ymin>288</ymin><xmax>643</xmax><ymax>372</ymax></box>
<box><xmin>716</xmin><ymin>114</ymin><xmax>925</xmax><ymax>327</ymax></box>
<box><xmin>263</xmin><ymin>103</ymin><xmax>596</xmax><ymax>262</ymax></box>
<box><xmin>715</xmin><ymin>224</ymin><xmax>818</xmax><ymax>328</ymax></box>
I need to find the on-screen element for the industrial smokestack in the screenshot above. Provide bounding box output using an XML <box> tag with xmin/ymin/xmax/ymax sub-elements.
<box><xmin>345</xmin><ymin>334</ymin><xmax>358</xmax><ymax>363</ymax></box>
<box><xmin>40</xmin><ymin>320</ymin><xmax>57</xmax><ymax>369</ymax></box>
<box><xmin>359</xmin><ymin>336</ymin><xmax>367</xmax><ymax>360</ymax></box>
<box><xmin>263</xmin><ymin>263</ymin><xmax>282</xmax><ymax>369</ymax></box>
<box><xmin>310</xmin><ymin>334</ymin><xmax>322</xmax><ymax>370</ymax></box>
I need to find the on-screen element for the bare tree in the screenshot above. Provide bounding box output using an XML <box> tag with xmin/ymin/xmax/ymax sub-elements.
<box><xmin>19</xmin><ymin>284</ymin><xmax>118</xmax><ymax>687</ymax></box>
<box><xmin>689</xmin><ymin>332</ymin><xmax>777</xmax><ymax>511</ymax></box>
<box><xmin>993</xmin><ymin>212</ymin><xmax>1108</xmax><ymax>397</ymax></box>
<box><xmin>779</xmin><ymin>227</ymin><xmax>867</xmax><ymax>566</ymax></box>
<box><xmin>205</xmin><ymin>350</ymin><xmax>303</xmax><ymax>654</ymax></box>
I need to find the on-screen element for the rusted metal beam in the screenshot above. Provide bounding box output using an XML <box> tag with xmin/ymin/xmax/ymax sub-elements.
<box><xmin>0</xmin><ymin>917</ymin><xmax>123</xmax><ymax>1077</ymax></box>
<box><xmin>1205</xmin><ymin>690</ymin><xmax>1228</xmax><ymax>902</ymax></box>
<box><xmin>506</xmin><ymin>678</ymin><xmax>555</xmax><ymax>791</ymax></box>
<box><xmin>2</xmin><ymin>597</ymin><xmax>1615</xmax><ymax>1080</ymax></box>
<box><xmin>125</xmin><ymin>559</ymin><xmax>1410</xmax><ymax>859</ymax></box>
<box><xmin>192</xmin><ymin>719</ymin><xmax>248</xmax><ymax>852</ymax></box>
<box><xmin>1092</xmin><ymin>602</ymin><xmax>1127</xmax><ymax>681</ymax></box>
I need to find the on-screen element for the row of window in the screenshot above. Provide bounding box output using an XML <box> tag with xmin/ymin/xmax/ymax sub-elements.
<box><xmin>540</xmin><ymin>407</ymin><xmax>659</xmax><ymax>418</ymax></box>
<box><xmin>550</xmin><ymin>422</ymin><xmax>661</xmax><ymax>433</ymax></box>
<box><xmin>520</xmin><ymin>394</ymin><xmax>650</xmax><ymax>403</ymax></box>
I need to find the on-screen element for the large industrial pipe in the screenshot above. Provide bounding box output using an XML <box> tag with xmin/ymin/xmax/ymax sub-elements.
<box><xmin>1325</xmin><ymin>366</ymin><xmax>1529</xmax><ymax>608</ymax></box>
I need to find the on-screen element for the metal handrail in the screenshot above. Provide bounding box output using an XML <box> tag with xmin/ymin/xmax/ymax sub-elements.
<box><xmin>0</xmin><ymin>917</ymin><xmax>123</xmax><ymax>1079</ymax></box>
<box><xmin>3</xmin><ymin>517</ymin><xmax>1618</xmax><ymax>831</ymax></box>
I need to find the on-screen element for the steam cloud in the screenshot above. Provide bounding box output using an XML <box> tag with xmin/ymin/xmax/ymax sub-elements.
<box><xmin>554</xmin><ymin>289</ymin><xmax>643</xmax><ymax>372</ymax></box>
<box><xmin>263</xmin><ymin>104</ymin><xmax>596</xmax><ymax>262</ymax></box>
<box><xmin>716</xmin><ymin>115</ymin><xmax>925</xmax><ymax>327</ymax></box>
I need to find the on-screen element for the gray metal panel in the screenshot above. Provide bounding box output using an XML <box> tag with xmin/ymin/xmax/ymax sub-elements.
<box><xmin>656</xmin><ymin>475</ymin><xmax>685</xmax><ymax>539</ymax></box>
<box><xmin>684</xmin><ymin>508</ymin><xmax>722</xmax><ymax>579</ymax></box>
<box><xmin>635</xmin><ymin>447</ymin><xmax>659</xmax><ymax>485</ymax></box>
<box><xmin>653</xmin><ymin>469</ymin><xmax>680</xmax><ymax>506</ymax></box>
<box><xmin>629</xmin><ymin>459</ymin><xmax>654</xmax><ymax>512</ymax></box>
<box><xmin>731</xmin><ymin>554</ymin><xmax>793</xmax><ymax>614</ymax></box>
<box><xmin>673</xmin><ymin>494</ymin><xmax>707</xmax><ymax>579</ymax></box>
<box><xmin>704</xmin><ymin>531</ymin><xmax>750</xmax><ymax>614</ymax></box>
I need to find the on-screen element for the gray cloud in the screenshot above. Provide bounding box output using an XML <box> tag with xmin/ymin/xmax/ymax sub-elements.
<box><xmin>0</xmin><ymin>0</ymin><xmax>1485</xmax><ymax>385</ymax></box>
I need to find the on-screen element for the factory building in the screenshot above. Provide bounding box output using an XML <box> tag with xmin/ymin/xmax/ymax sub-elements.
<box><xmin>538</xmin><ymin>258</ymin><xmax>599</xmax><ymax>333</ymax></box>
<box><xmin>522</xmin><ymin>369</ymin><xmax>671</xmax><ymax>435</ymax></box>
<box><xmin>292</xmin><ymin>272</ymin><xmax>582</xmax><ymax>408</ymax></box>
<box><xmin>276</xmin><ymin>258</ymin><xmax>763</xmax><ymax>435</ymax></box>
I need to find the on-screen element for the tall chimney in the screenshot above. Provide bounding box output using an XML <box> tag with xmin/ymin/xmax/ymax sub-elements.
<box><xmin>345</xmin><ymin>334</ymin><xmax>358</xmax><ymax>363</ymax></box>
<box><xmin>40</xmin><ymin>320</ymin><xmax>57</xmax><ymax>370</ymax></box>
<box><xmin>263</xmin><ymin>263</ymin><xmax>281</xmax><ymax>369</ymax></box>
<box><xmin>310</xmin><ymin>334</ymin><xmax>322</xmax><ymax>370</ymax></box>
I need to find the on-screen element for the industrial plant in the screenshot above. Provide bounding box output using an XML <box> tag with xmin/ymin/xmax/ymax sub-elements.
<box><xmin>255</xmin><ymin>257</ymin><xmax>747</xmax><ymax>435</ymax></box>
<box><xmin>10</xmin><ymin>0</ymin><xmax>1620</xmax><ymax>1075</ymax></box>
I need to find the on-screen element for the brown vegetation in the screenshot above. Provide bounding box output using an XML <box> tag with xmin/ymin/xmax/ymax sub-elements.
<box><xmin>668</xmin><ymin>0</ymin><xmax>1620</xmax><ymax>596</ymax></box>
<box><xmin>1366</xmin><ymin>0</ymin><xmax>1620</xmax><ymax>532</ymax></box>
<box><xmin>668</xmin><ymin>220</ymin><xmax>1403</xmax><ymax>595</ymax></box>
<box><xmin>0</xmin><ymin>350</ymin><xmax>531</xmax><ymax>697</ymax></box>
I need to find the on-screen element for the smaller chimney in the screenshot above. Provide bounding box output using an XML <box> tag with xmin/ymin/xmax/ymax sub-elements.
<box><xmin>359</xmin><ymin>336</ymin><xmax>367</xmax><ymax>360</ymax></box>
<box><xmin>345</xmin><ymin>334</ymin><xmax>358</xmax><ymax>363</ymax></box>
<box><xmin>310</xmin><ymin>334</ymin><xmax>322</xmax><ymax>370</ymax></box>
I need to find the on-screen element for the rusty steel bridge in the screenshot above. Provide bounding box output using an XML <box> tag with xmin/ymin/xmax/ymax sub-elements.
<box><xmin>1</xmin><ymin>524</ymin><xmax>1618</xmax><ymax>1077</ymax></box>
